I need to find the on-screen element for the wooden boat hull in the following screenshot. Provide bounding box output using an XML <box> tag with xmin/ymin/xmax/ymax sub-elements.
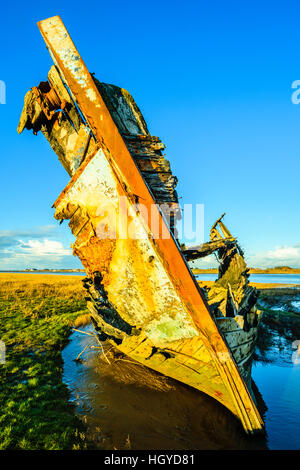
<box><xmin>216</xmin><ymin>314</ymin><xmax>261</xmax><ymax>389</ymax></box>
<box><xmin>19</xmin><ymin>16</ymin><xmax>264</xmax><ymax>434</ymax></box>
<box><xmin>53</xmin><ymin>143</ymin><xmax>263</xmax><ymax>433</ymax></box>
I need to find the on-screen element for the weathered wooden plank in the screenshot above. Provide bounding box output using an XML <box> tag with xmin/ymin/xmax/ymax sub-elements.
<box><xmin>48</xmin><ymin>65</ymin><xmax>82</xmax><ymax>132</ymax></box>
<box><xmin>224</xmin><ymin>328</ymin><xmax>257</xmax><ymax>350</ymax></box>
<box><xmin>215</xmin><ymin>316</ymin><xmax>245</xmax><ymax>333</ymax></box>
<box><xmin>231</xmin><ymin>340</ymin><xmax>255</xmax><ymax>364</ymax></box>
<box><xmin>69</xmin><ymin>207</ymin><xmax>90</xmax><ymax>237</ymax></box>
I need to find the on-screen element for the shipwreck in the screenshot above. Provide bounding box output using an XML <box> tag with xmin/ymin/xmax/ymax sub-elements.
<box><xmin>18</xmin><ymin>16</ymin><xmax>264</xmax><ymax>434</ymax></box>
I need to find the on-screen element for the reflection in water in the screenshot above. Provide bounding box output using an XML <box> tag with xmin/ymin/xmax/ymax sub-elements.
<box><xmin>253</xmin><ymin>363</ymin><xmax>300</xmax><ymax>450</ymax></box>
<box><xmin>63</xmin><ymin>327</ymin><xmax>267</xmax><ymax>450</ymax></box>
<box><xmin>251</xmin><ymin>296</ymin><xmax>300</xmax><ymax>450</ymax></box>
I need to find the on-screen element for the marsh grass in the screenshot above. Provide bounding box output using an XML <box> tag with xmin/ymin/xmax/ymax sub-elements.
<box><xmin>0</xmin><ymin>273</ymin><xmax>90</xmax><ymax>450</ymax></box>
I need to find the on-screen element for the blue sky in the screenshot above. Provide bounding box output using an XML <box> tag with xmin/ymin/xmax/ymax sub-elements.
<box><xmin>0</xmin><ymin>0</ymin><xmax>300</xmax><ymax>269</ymax></box>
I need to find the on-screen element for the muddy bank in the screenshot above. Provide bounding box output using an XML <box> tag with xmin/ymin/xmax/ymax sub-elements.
<box><xmin>255</xmin><ymin>288</ymin><xmax>300</xmax><ymax>365</ymax></box>
<box><xmin>258</xmin><ymin>287</ymin><xmax>300</xmax><ymax>314</ymax></box>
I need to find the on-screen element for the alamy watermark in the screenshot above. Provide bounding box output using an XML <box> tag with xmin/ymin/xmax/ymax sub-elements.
<box><xmin>0</xmin><ymin>340</ymin><xmax>5</xmax><ymax>364</ymax></box>
<box><xmin>0</xmin><ymin>80</ymin><xmax>6</xmax><ymax>104</ymax></box>
<box><xmin>291</xmin><ymin>80</ymin><xmax>300</xmax><ymax>104</ymax></box>
<box><xmin>94</xmin><ymin>197</ymin><xmax>204</xmax><ymax>244</ymax></box>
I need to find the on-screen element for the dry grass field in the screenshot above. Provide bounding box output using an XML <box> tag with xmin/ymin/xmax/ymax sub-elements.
<box><xmin>0</xmin><ymin>273</ymin><xmax>89</xmax><ymax>449</ymax></box>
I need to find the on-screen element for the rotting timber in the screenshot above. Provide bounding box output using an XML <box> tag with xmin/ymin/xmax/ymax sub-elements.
<box><xmin>18</xmin><ymin>16</ymin><xmax>264</xmax><ymax>434</ymax></box>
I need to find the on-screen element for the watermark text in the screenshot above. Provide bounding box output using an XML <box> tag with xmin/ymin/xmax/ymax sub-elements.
<box><xmin>95</xmin><ymin>197</ymin><xmax>204</xmax><ymax>244</ymax></box>
<box><xmin>0</xmin><ymin>80</ymin><xmax>6</xmax><ymax>104</ymax></box>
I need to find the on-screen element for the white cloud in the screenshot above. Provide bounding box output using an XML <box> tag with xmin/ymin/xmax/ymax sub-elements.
<box><xmin>18</xmin><ymin>239</ymin><xmax>72</xmax><ymax>257</ymax></box>
<box><xmin>189</xmin><ymin>244</ymin><xmax>300</xmax><ymax>269</ymax></box>
<box><xmin>247</xmin><ymin>245</ymin><xmax>300</xmax><ymax>268</ymax></box>
<box><xmin>266</xmin><ymin>246</ymin><xmax>299</xmax><ymax>259</ymax></box>
<box><xmin>0</xmin><ymin>228</ymin><xmax>77</xmax><ymax>270</ymax></box>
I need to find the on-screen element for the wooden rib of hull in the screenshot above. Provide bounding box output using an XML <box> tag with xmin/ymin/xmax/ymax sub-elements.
<box><xmin>38</xmin><ymin>15</ymin><xmax>264</xmax><ymax>434</ymax></box>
